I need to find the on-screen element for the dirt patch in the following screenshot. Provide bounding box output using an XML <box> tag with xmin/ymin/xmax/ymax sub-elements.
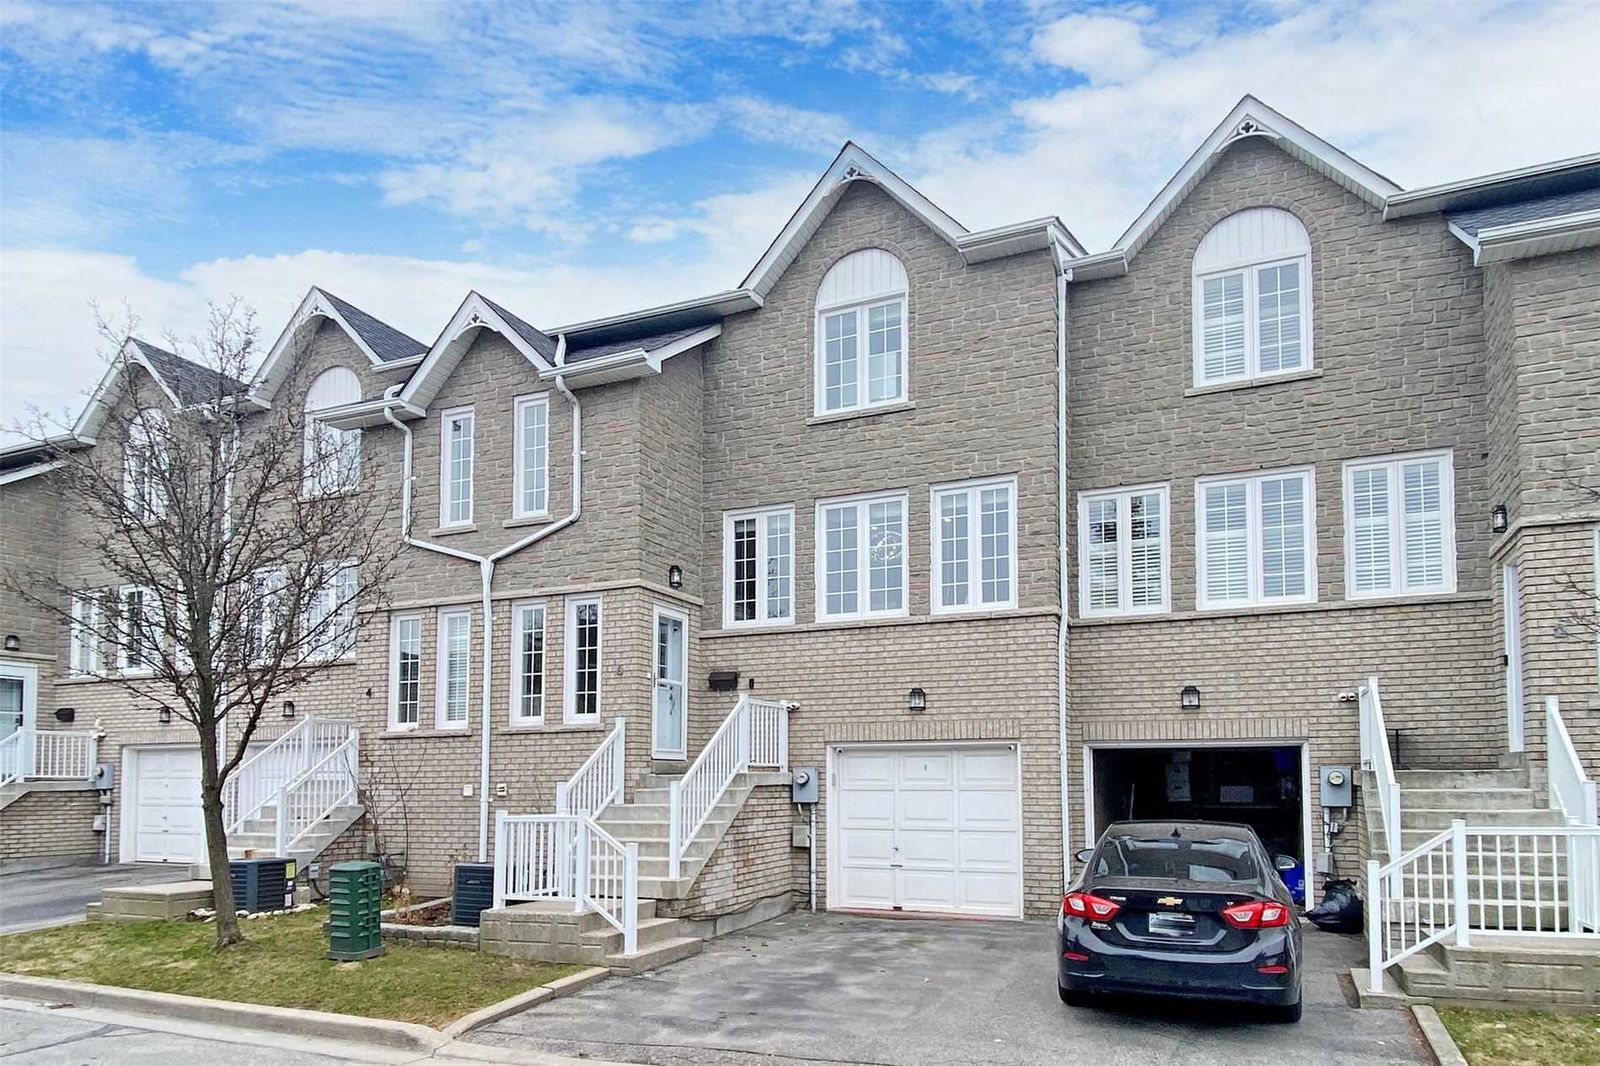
<box><xmin>384</xmin><ymin>899</ymin><xmax>452</xmax><ymax>927</ymax></box>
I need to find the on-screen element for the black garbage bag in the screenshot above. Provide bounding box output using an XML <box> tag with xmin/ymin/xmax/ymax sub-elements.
<box><xmin>1305</xmin><ymin>878</ymin><xmax>1363</xmax><ymax>933</ymax></box>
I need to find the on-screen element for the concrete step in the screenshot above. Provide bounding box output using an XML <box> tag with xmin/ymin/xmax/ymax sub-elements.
<box><xmin>637</xmin><ymin>875</ymin><xmax>695</xmax><ymax>900</ymax></box>
<box><xmin>1400</xmin><ymin>826</ymin><xmax>1574</xmax><ymax>849</ymax></box>
<box><xmin>1402</xmin><ymin>808</ymin><xmax>1567</xmax><ymax>830</ymax></box>
<box><xmin>1398</xmin><ymin>768</ymin><xmax>1529</xmax><ymax>790</ymax></box>
<box><xmin>605</xmin><ymin>934</ymin><xmax>702</xmax><ymax>975</ymax></box>
<box><xmin>638</xmin><ymin>773</ymin><xmax>686</xmax><ymax>788</ymax></box>
<box><xmin>628</xmin><ymin>837</ymin><xmax>716</xmax><ymax>862</ymax></box>
<box><xmin>583</xmin><ymin>915</ymin><xmax>687</xmax><ymax>956</ymax></box>
<box><xmin>1400</xmin><ymin>788</ymin><xmax>1548</xmax><ymax>811</ymax></box>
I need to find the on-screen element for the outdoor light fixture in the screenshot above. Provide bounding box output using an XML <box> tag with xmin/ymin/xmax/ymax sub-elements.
<box><xmin>908</xmin><ymin>687</ymin><xmax>927</xmax><ymax>713</ymax></box>
<box><xmin>158</xmin><ymin>707</ymin><xmax>172</xmax><ymax>725</ymax></box>
<box><xmin>282</xmin><ymin>700</ymin><xmax>296</xmax><ymax>719</ymax></box>
<box><xmin>1180</xmin><ymin>686</ymin><xmax>1202</xmax><ymax>711</ymax></box>
<box><xmin>2</xmin><ymin>634</ymin><xmax>18</xmax><ymax>652</ymax></box>
<box><xmin>667</xmin><ymin>565</ymin><xmax>684</xmax><ymax>590</ymax></box>
<box><xmin>1491</xmin><ymin>503</ymin><xmax>1508</xmax><ymax>534</ymax></box>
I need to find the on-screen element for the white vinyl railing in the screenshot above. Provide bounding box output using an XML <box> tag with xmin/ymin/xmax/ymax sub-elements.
<box><xmin>1357</xmin><ymin>676</ymin><xmax>1402</xmax><ymax>868</ymax></box>
<box><xmin>493</xmin><ymin>811</ymin><xmax>639</xmax><ymax>956</ymax></box>
<box><xmin>667</xmin><ymin>695</ymin><xmax>789</xmax><ymax>879</ymax></box>
<box><xmin>0</xmin><ymin>728</ymin><xmax>98</xmax><ymax>787</ymax></box>
<box><xmin>223</xmin><ymin>717</ymin><xmax>351</xmax><ymax>835</ymax></box>
<box><xmin>1545</xmin><ymin>696</ymin><xmax>1597</xmax><ymax>827</ymax></box>
<box><xmin>556</xmin><ymin>716</ymin><xmax>626</xmax><ymax>818</ymax></box>
<box><xmin>273</xmin><ymin>731</ymin><xmax>359</xmax><ymax>855</ymax></box>
<box><xmin>1367</xmin><ymin>821</ymin><xmax>1466</xmax><ymax>991</ymax></box>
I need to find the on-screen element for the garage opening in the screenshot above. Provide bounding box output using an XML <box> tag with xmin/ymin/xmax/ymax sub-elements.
<box><xmin>1088</xmin><ymin>745</ymin><xmax>1306</xmax><ymax>902</ymax></box>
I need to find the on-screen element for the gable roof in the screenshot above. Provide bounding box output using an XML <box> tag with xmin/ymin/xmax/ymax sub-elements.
<box><xmin>1446</xmin><ymin>184</ymin><xmax>1600</xmax><ymax>265</ymax></box>
<box><xmin>73</xmin><ymin>338</ymin><xmax>251</xmax><ymax>440</ymax></box>
<box><xmin>252</xmin><ymin>286</ymin><xmax>427</xmax><ymax>403</ymax></box>
<box><xmin>320</xmin><ymin>291</ymin><xmax>428</xmax><ymax>363</ymax></box>
<box><xmin>396</xmin><ymin>291</ymin><xmax>560</xmax><ymax>411</ymax></box>
<box><xmin>1448</xmin><ymin>185</ymin><xmax>1600</xmax><ymax>237</ymax></box>
<box><xmin>479</xmin><ymin>294</ymin><xmax>559</xmax><ymax>359</ymax></box>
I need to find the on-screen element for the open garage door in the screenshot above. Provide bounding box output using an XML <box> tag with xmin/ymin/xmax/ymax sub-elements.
<box><xmin>1088</xmin><ymin>744</ymin><xmax>1308</xmax><ymax>902</ymax></box>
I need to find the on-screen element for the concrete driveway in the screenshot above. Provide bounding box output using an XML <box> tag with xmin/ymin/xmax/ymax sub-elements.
<box><xmin>0</xmin><ymin>859</ymin><xmax>192</xmax><ymax>934</ymax></box>
<box><xmin>468</xmin><ymin>912</ymin><xmax>1428</xmax><ymax>1066</ymax></box>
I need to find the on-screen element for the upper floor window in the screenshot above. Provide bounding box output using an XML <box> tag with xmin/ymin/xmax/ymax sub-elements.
<box><xmin>124</xmin><ymin>408</ymin><xmax>168</xmax><ymax>521</ymax></box>
<box><xmin>723</xmin><ymin>506</ymin><xmax>794</xmax><ymax>627</ymax></box>
<box><xmin>1196</xmin><ymin>467</ymin><xmax>1316</xmax><ymax>610</ymax></box>
<box><xmin>118</xmin><ymin>584</ymin><xmax>160</xmax><ymax>672</ymax></box>
<box><xmin>1192</xmin><ymin>208</ymin><xmax>1312</xmax><ymax>387</ymax></box>
<box><xmin>933</xmin><ymin>477</ymin><xmax>1018</xmax><ymax>613</ymax></box>
<box><xmin>816</xmin><ymin>491</ymin><xmax>907</xmax><ymax>620</ymax></box>
<box><xmin>70</xmin><ymin>591</ymin><xmax>103</xmax><ymax>675</ymax></box>
<box><xmin>303</xmin><ymin>367</ymin><xmax>362</xmax><ymax>496</ymax></box>
<box><xmin>513</xmin><ymin>394</ymin><xmax>550</xmax><ymax>520</ymax></box>
<box><xmin>1342</xmin><ymin>451</ymin><xmax>1456</xmax><ymax>599</ymax></box>
<box><xmin>440</xmin><ymin>406</ymin><xmax>475</xmax><ymax>528</ymax></box>
<box><xmin>815</xmin><ymin>249</ymin><xmax>907</xmax><ymax>416</ymax></box>
<box><xmin>510</xmin><ymin>601</ymin><xmax>546</xmax><ymax>725</ymax></box>
<box><xmin>1078</xmin><ymin>484</ymin><xmax>1169</xmax><ymax>618</ymax></box>
<box><xmin>302</xmin><ymin>561</ymin><xmax>356</xmax><ymax>660</ymax></box>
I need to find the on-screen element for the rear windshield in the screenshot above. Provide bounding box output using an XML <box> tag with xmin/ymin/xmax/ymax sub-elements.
<box><xmin>1093</xmin><ymin>833</ymin><xmax>1261</xmax><ymax>882</ymax></box>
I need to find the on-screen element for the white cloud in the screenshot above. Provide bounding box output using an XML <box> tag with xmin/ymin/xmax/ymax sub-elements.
<box><xmin>725</xmin><ymin>97</ymin><xmax>850</xmax><ymax>151</ymax></box>
<box><xmin>1032</xmin><ymin>13</ymin><xmax>1155</xmax><ymax>84</ymax></box>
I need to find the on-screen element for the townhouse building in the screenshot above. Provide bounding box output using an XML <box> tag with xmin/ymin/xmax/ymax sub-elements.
<box><xmin>2</xmin><ymin>99</ymin><xmax>1595</xmax><ymax>948</ymax></box>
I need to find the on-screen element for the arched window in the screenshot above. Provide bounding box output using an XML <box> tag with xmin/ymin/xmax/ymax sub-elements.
<box><xmin>1192</xmin><ymin>208</ymin><xmax>1312</xmax><ymax>387</ymax></box>
<box><xmin>303</xmin><ymin>367</ymin><xmax>362</xmax><ymax>494</ymax></box>
<box><xmin>815</xmin><ymin>248</ymin><xmax>907</xmax><ymax>415</ymax></box>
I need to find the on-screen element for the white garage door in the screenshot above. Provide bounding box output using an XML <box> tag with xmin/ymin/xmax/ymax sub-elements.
<box><xmin>833</xmin><ymin>744</ymin><xmax>1022</xmax><ymax>918</ymax></box>
<box><xmin>131</xmin><ymin>747</ymin><xmax>204</xmax><ymax>863</ymax></box>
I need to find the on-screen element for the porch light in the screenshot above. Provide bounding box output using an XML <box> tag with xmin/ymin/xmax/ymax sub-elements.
<box><xmin>908</xmin><ymin>687</ymin><xmax>927</xmax><ymax>713</ymax></box>
<box><xmin>282</xmin><ymin>699</ymin><xmax>296</xmax><ymax>719</ymax></box>
<box><xmin>1180</xmin><ymin>686</ymin><xmax>1201</xmax><ymax>711</ymax></box>
<box><xmin>2</xmin><ymin>634</ymin><xmax>18</xmax><ymax>652</ymax></box>
<box><xmin>158</xmin><ymin>707</ymin><xmax>172</xmax><ymax>725</ymax></box>
<box><xmin>1490</xmin><ymin>503</ymin><xmax>1508</xmax><ymax>534</ymax></box>
<box><xmin>667</xmin><ymin>565</ymin><xmax>684</xmax><ymax>590</ymax></box>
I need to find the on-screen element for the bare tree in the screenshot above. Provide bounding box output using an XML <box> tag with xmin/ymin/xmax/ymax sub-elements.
<box><xmin>1554</xmin><ymin>467</ymin><xmax>1600</xmax><ymax>640</ymax></box>
<box><xmin>5</xmin><ymin>301</ymin><xmax>402</xmax><ymax>948</ymax></box>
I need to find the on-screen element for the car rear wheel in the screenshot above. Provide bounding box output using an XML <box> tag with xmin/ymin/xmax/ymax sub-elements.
<box><xmin>1270</xmin><ymin>996</ymin><xmax>1303</xmax><ymax>1024</ymax></box>
<box><xmin>1058</xmin><ymin>982</ymin><xmax>1093</xmax><ymax>1007</ymax></box>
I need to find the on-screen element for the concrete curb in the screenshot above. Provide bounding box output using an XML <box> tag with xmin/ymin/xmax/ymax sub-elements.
<box><xmin>440</xmin><ymin>967</ymin><xmax>610</xmax><ymax>1038</ymax></box>
<box><xmin>0</xmin><ymin>973</ymin><xmax>445</xmax><ymax>1052</ymax></box>
<box><xmin>1412</xmin><ymin>1005</ymin><xmax>1469</xmax><ymax>1066</ymax></box>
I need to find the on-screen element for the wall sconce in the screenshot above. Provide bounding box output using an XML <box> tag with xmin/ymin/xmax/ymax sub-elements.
<box><xmin>158</xmin><ymin>707</ymin><xmax>172</xmax><ymax>725</ymax></box>
<box><xmin>1490</xmin><ymin>503</ymin><xmax>1508</xmax><ymax>534</ymax></box>
<box><xmin>1180</xmin><ymin>686</ymin><xmax>1201</xmax><ymax>711</ymax></box>
<box><xmin>282</xmin><ymin>700</ymin><xmax>296</xmax><ymax>719</ymax></box>
<box><xmin>667</xmin><ymin>565</ymin><xmax>684</xmax><ymax>590</ymax></box>
<box><xmin>908</xmin><ymin>687</ymin><xmax>927</xmax><ymax>714</ymax></box>
<box><xmin>2</xmin><ymin>634</ymin><xmax>18</xmax><ymax>652</ymax></box>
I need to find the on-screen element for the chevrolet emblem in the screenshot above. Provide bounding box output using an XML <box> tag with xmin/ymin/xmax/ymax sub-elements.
<box><xmin>1156</xmin><ymin>896</ymin><xmax>1183</xmax><ymax>907</ymax></box>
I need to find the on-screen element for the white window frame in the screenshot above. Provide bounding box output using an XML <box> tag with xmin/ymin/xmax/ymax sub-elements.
<box><xmin>123</xmin><ymin>408</ymin><xmax>168</xmax><ymax>521</ymax></box>
<box><xmin>435</xmin><ymin>607</ymin><xmax>471</xmax><ymax>730</ymax></box>
<box><xmin>564</xmin><ymin>596</ymin><xmax>602</xmax><ymax>723</ymax></box>
<box><xmin>1191</xmin><ymin>254</ymin><xmax>1313</xmax><ymax>388</ymax></box>
<box><xmin>1341</xmin><ymin>450</ymin><xmax>1457</xmax><ymax>600</ymax></box>
<box><xmin>247</xmin><ymin>566</ymin><xmax>287</xmax><ymax>664</ymax></box>
<box><xmin>303</xmin><ymin>561</ymin><xmax>357</xmax><ymax>661</ymax></box>
<box><xmin>930</xmin><ymin>476</ymin><xmax>1019</xmax><ymax>615</ymax></box>
<box><xmin>512</xmin><ymin>393</ymin><xmax>550</xmax><ymax>520</ymax></box>
<box><xmin>1076</xmin><ymin>483</ymin><xmax>1171</xmax><ymax>619</ymax></box>
<box><xmin>70</xmin><ymin>591</ymin><xmax>102</xmax><ymax>675</ymax></box>
<box><xmin>509</xmin><ymin>601</ymin><xmax>547</xmax><ymax>726</ymax></box>
<box><xmin>1194</xmin><ymin>466</ymin><xmax>1318</xmax><ymax>611</ymax></box>
<box><xmin>117</xmin><ymin>584</ymin><xmax>159</xmax><ymax>674</ymax></box>
<box><xmin>814</xmin><ymin>295</ymin><xmax>908</xmax><ymax>417</ymax></box>
<box><xmin>388</xmin><ymin>613</ymin><xmax>423</xmax><ymax>732</ymax></box>
<box><xmin>439</xmin><ymin>406</ymin><xmax>475</xmax><ymax>528</ymax></box>
<box><xmin>302</xmin><ymin>368</ymin><xmax>362</xmax><ymax>498</ymax></box>
<box><xmin>721</xmin><ymin>505</ymin><xmax>796</xmax><ymax>628</ymax></box>
<box><xmin>814</xmin><ymin>490</ymin><xmax>909</xmax><ymax>622</ymax></box>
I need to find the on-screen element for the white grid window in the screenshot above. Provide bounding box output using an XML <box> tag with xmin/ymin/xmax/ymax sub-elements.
<box><xmin>124</xmin><ymin>409</ymin><xmax>168</xmax><ymax>521</ymax></box>
<box><xmin>440</xmin><ymin>407</ymin><xmax>475</xmax><ymax>527</ymax></box>
<box><xmin>1192</xmin><ymin>208</ymin><xmax>1312</xmax><ymax>387</ymax></box>
<box><xmin>1196</xmin><ymin>468</ymin><xmax>1316</xmax><ymax>610</ymax></box>
<box><xmin>389</xmin><ymin>614</ymin><xmax>422</xmax><ymax>730</ymax></box>
<box><xmin>511</xmin><ymin>602</ymin><xmax>546</xmax><ymax>725</ymax></box>
<box><xmin>932</xmin><ymin>477</ymin><xmax>1017</xmax><ymax>613</ymax></box>
<box><xmin>118</xmin><ymin>585</ymin><xmax>160</xmax><ymax>672</ymax></box>
<box><xmin>1078</xmin><ymin>484</ymin><xmax>1169</xmax><ymax>617</ymax></box>
<box><xmin>303</xmin><ymin>367</ymin><xmax>362</xmax><ymax>496</ymax></box>
<box><xmin>564</xmin><ymin>597</ymin><xmax>601</xmax><ymax>722</ymax></box>
<box><xmin>70</xmin><ymin>592</ymin><xmax>102</xmax><ymax>675</ymax></box>
<box><xmin>723</xmin><ymin>507</ymin><xmax>794</xmax><ymax>627</ymax></box>
<box><xmin>246</xmin><ymin>567</ymin><xmax>286</xmax><ymax>664</ymax></box>
<box><xmin>304</xmin><ymin>562</ymin><xmax>356</xmax><ymax>660</ymax></box>
<box><xmin>513</xmin><ymin>394</ymin><xmax>549</xmax><ymax>519</ymax></box>
<box><xmin>435</xmin><ymin>608</ymin><xmax>470</xmax><ymax>728</ymax></box>
<box><xmin>816</xmin><ymin>492</ymin><xmax>906</xmax><ymax>620</ymax></box>
<box><xmin>1342</xmin><ymin>451</ymin><xmax>1456</xmax><ymax>599</ymax></box>
<box><xmin>815</xmin><ymin>249</ymin><xmax>908</xmax><ymax>416</ymax></box>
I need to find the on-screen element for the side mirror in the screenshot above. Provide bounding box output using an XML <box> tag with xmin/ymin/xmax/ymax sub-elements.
<box><xmin>1074</xmin><ymin>848</ymin><xmax>1095</xmax><ymax>864</ymax></box>
<box><xmin>1274</xmin><ymin>855</ymin><xmax>1298</xmax><ymax>871</ymax></box>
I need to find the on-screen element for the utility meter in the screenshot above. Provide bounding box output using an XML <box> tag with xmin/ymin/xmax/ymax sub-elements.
<box><xmin>791</xmin><ymin>766</ymin><xmax>818</xmax><ymax>804</ymax></box>
<box><xmin>1320</xmin><ymin>766</ymin><xmax>1352</xmax><ymax>808</ymax></box>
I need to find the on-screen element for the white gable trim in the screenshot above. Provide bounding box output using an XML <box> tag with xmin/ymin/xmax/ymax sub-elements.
<box><xmin>0</xmin><ymin>459</ymin><xmax>65</xmax><ymax>487</ymax></box>
<box><xmin>72</xmin><ymin>342</ymin><xmax>185</xmax><ymax>441</ymax></box>
<box><xmin>399</xmin><ymin>292</ymin><xmax>557</xmax><ymax>412</ymax></box>
<box><xmin>251</xmin><ymin>286</ymin><xmax>403</xmax><ymax>405</ymax></box>
<box><xmin>536</xmin><ymin>324</ymin><xmax>721</xmax><ymax>388</ymax></box>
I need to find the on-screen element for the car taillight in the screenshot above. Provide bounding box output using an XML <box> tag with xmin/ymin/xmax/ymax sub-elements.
<box><xmin>1062</xmin><ymin>892</ymin><xmax>1121</xmax><ymax>920</ymax></box>
<box><xmin>1221</xmin><ymin>900</ymin><xmax>1291</xmax><ymax>929</ymax></box>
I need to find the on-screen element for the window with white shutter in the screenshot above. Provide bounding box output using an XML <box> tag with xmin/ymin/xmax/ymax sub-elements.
<box><xmin>436</xmin><ymin>607</ymin><xmax>471</xmax><ymax>728</ymax></box>
<box><xmin>1192</xmin><ymin>208</ymin><xmax>1312</xmax><ymax>387</ymax></box>
<box><xmin>1079</xmin><ymin>484</ymin><xmax>1169</xmax><ymax>617</ymax></box>
<box><xmin>1196</xmin><ymin>468</ymin><xmax>1315</xmax><ymax>609</ymax></box>
<box><xmin>1342</xmin><ymin>451</ymin><xmax>1455</xmax><ymax>598</ymax></box>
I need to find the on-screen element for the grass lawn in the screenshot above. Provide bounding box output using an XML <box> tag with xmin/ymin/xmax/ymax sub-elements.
<box><xmin>1440</xmin><ymin>1007</ymin><xmax>1600</xmax><ymax>1066</ymax></box>
<box><xmin>0</xmin><ymin>908</ymin><xmax>583</xmax><ymax>1028</ymax></box>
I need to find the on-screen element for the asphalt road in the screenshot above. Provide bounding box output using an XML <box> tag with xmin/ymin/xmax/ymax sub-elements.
<box><xmin>468</xmin><ymin>911</ymin><xmax>1431</xmax><ymax>1066</ymax></box>
<box><xmin>0</xmin><ymin>859</ymin><xmax>192</xmax><ymax>934</ymax></box>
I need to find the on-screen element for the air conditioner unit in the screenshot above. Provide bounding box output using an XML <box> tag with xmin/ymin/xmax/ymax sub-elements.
<box><xmin>451</xmin><ymin>862</ymin><xmax>495</xmax><ymax>927</ymax></box>
<box><xmin>230</xmin><ymin>857</ymin><xmax>294</xmax><ymax>913</ymax></box>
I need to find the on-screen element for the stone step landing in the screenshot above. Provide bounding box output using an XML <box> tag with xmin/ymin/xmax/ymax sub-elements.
<box><xmin>477</xmin><ymin>898</ymin><xmax>703</xmax><ymax>974</ymax></box>
<box><xmin>1393</xmin><ymin>933</ymin><xmax>1600</xmax><ymax>1007</ymax></box>
<box><xmin>87</xmin><ymin>880</ymin><xmax>216</xmax><ymax>923</ymax></box>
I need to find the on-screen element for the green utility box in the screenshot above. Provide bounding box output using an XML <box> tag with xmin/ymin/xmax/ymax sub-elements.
<box><xmin>326</xmin><ymin>861</ymin><xmax>384</xmax><ymax>961</ymax></box>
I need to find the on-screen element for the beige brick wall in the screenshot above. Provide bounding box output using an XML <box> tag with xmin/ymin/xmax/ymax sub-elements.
<box><xmin>659</xmin><ymin>785</ymin><xmax>799</xmax><ymax>920</ymax></box>
<box><xmin>0</xmin><ymin>468</ymin><xmax>64</xmax><ymax>665</ymax></box>
<box><xmin>1</xmin><ymin>788</ymin><xmax>101</xmax><ymax>863</ymax></box>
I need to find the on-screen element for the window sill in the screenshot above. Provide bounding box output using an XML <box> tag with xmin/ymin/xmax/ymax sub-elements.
<box><xmin>429</xmin><ymin>524</ymin><xmax>477</xmax><ymax>537</ymax></box>
<box><xmin>705</xmin><ymin>604</ymin><xmax>1058</xmax><ymax>638</ymax></box>
<box><xmin>806</xmin><ymin>400</ymin><xmax>915</xmax><ymax>427</ymax></box>
<box><xmin>503</xmin><ymin>514</ymin><xmax>553</xmax><ymax>530</ymax></box>
<box><xmin>1185</xmin><ymin>368</ymin><xmax>1321</xmax><ymax>397</ymax></box>
<box><xmin>378</xmin><ymin>727</ymin><xmax>474</xmax><ymax>739</ymax></box>
<box><xmin>1069</xmin><ymin>589</ymin><xmax>1488</xmax><ymax>626</ymax></box>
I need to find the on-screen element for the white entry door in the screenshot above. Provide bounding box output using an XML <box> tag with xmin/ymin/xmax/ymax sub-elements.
<box><xmin>0</xmin><ymin>662</ymin><xmax>37</xmax><ymax>781</ymax></box>
<box><xmin>652</xmin><ymin>606</ymin><xmax>687</xmax><ymax>758</ymax></box>
<box><xmin>833</xmin><ymin>744</ymin><xmax>1022</xmax><ymax>918</ymax></box>
<box><xmin>131</xmin><ymin>747</ymin><xmax>205</xmax><ymax>863</ymax></box>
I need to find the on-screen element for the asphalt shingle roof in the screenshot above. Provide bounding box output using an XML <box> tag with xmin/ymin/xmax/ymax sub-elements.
<box><xmin>1447</xmin><ymin>185</ymin><xmax>1600</xmax><ymax>237</ymax></box>
<box><xmin>479</xmin><ymin>295</ymin><xmax>559</xmax><ymax>359</ymax></box>
<box><xmin>565</xmin><ymin>324</ymin><xmax>712</xmax><ymax>363</ymax></box>
<box><xmin>320</xmin><ymin>291</ymin><xmax>428</xmax><ymax>362</ymax></box>
<box><xmin>131</xmin><ymin>339</ymin><xmax>249</xmax><ymax>406</ymax></box>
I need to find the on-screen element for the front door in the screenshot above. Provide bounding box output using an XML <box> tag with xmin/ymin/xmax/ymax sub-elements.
<box><xmin>0</xmin><ymin>662</ymin><xmax>37</xmax><ymax>780</ymax></box>
<box><xmin>1504</xmin><ymin>563</ymin><xmax>1525</xmax><ymax>753</ymax></box>
<box><xmin>652</xmin><ymin>606</ymin><xmax>687</xmax><ymax>758</ymax></box>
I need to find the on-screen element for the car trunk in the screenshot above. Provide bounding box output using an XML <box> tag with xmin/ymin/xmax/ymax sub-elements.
<box><xmin>1088</xmin><ymin>878</ymin><xmax>1264</xmax><ymax>954</ymax></box>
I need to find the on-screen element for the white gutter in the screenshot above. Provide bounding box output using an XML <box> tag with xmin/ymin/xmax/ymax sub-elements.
<box><xmin>381</xmin><ymin>335</ymin><xmax>583</xmax><ymax>861</ymax></box>
<box><xmin>1056</xmin><ymin>260</ymin><xmax>1073</xmax><ymax>888</ymax></box>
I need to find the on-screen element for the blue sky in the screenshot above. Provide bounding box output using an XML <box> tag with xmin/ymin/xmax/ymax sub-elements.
<box><xmin>2</xmin><ymin>0</ymin><xmax>1597</xmax><ymax>436</ymax></box>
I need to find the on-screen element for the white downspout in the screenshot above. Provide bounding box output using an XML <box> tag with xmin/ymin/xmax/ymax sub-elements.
<box><xmin>381</xmin><ymin>334</ymin><xmax>583</xmax><ymax>861</ymax></box>
<box><xmin>1056</xmin><ymin>263</ymin><xmax>1073</xmax><ymax>889</ymax></box>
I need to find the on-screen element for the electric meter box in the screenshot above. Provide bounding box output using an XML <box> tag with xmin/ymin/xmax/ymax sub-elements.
<box><xmin>1320</xmin><ymin>766</ymin><xmax>1353</xmax><ymax>808</ymax></box>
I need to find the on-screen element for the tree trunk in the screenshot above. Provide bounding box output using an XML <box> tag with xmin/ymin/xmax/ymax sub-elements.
<box><xmin>198</xmin><ymin>728</ymin><xmax>243</xmax><ymax>948</ymax></box>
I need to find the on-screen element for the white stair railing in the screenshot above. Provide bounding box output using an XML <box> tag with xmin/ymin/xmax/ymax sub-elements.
<box><xmin>1367</xmin><ymin>820</ymin><xmax>1467</xmax><ymax>993</ymax></box>
<box><xmin>1357</xmin><ymin>676</ymin><xmax>1402</xmax><ymax>868</ymax></box>
<box><xmin>1545</xmin><ymin>696</ymin><xmax>1597</xmax><ymax>826</ymax></box>
<box><xmin>224</xmin><ymin>717</ymin><xmax>350</xmax><ymax>834</ymax></box>
<box><xmin>0</xmin><ymin>730</ymin><xmax>24</xmax><ymax>787</ymax></box>
<box><xmin>493</xmin><ymin>811</ymin><xmax>639</xmax><ymax>956</ymax></box>
<box><xmin>556</xmin><ymin>716</ymin><xmax>626</xmax><ymax>817</ymax></box>
<box><xmin>667</xmin><ymin>695</ymin><xmax>790</xmax><ymax>879</ymax></box>
<box><xmin>0</xmin><ymin>729</ymin><xmax>98</xmax><ymax>786</ymax></box>
<box><xmin>272</xmin><ymin>729</ymin><xmax>359</xmax><ymax>856</ymax></box>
